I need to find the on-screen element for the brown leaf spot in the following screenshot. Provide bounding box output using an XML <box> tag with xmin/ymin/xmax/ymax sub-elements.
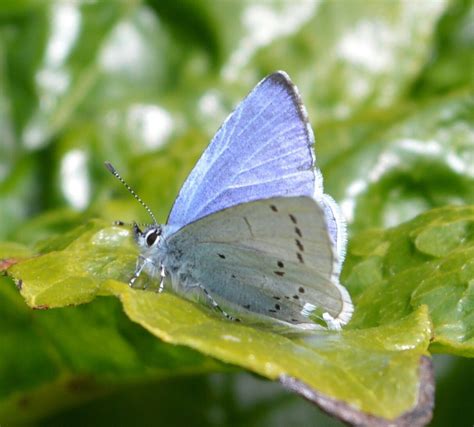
<box><xmin>0</xmin><ymin>258</ymin><xmax>19</xmax><ymax>271</ymax></box>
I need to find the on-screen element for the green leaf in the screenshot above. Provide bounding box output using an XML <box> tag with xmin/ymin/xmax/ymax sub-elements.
<box><xmin>9</xmin><ymin>220</ymin><xmax>136</xmax><ymax>308</ymax></box>
<box><xmin>6</xmin><ymin>220</ymin><xmax>434</xmax><ymax>422</ymax></box>
<box><xmin>344</xmin><ymin>205</ymin><xmax>474</xmax><ymax>357</ymax></box>
<box><xmin>115</xmin><ymin>284</ymin><xmax>433</xmax><ymax>422</ymax></box>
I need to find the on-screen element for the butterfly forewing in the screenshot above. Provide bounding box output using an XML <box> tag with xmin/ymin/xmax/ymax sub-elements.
<box><xmin>164</xmin><ymin>196</ymin><xmax>352</xmax><ymax>328</ymax></box>
<box><xmin>167</xmin><ymin>72</ymin><xmax>317</xmax><ymax>230</ymax></box>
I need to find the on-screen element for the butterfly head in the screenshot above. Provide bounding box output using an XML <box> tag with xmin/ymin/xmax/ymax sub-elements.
<box><xmin>134</xmin><ymin>223</ymin><xmax>162</xmax><ymax>250</ymax></box>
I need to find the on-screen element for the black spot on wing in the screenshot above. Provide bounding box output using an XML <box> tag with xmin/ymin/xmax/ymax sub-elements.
<box><xmin>297</xmin><ymin>253</ymin><xmax>304</xmax><ymax>263</ymax></box>
<box><xmin>277</xmin><ymin>261</ymin><xmax>284</xmax><ymax>268</ymax></box>
<box><xmin>295</xmin><ymin>227</ymin><xmax>302</xmax><ymax>237</ymax></box>
<box><xmin>299</xmin><ymin>287</ymin><xmax>305</xmax><ymax>293</ymax></box>
<box><xmin>295</xmin><ymin>239</ymin><xmax>304</xmax><ymax>252</ymax></box>
<box><xmin>218</xmin><ymin>253</ymin><xmax>226</xmax><ymax>259</ymax></box>
<box><xmin>270</xmin><ymin>204</ymin><xmax>278</xmax><ymax>212</ymax></box>
<box><xmin>289</xmin><ymin>214</ymin><xmax>297</xmax><ymax>224</ymax></box>
<box><xmin>274</xmin><ymin>271</ymin><xmax>285</xmax><ymax>276</ymax></box>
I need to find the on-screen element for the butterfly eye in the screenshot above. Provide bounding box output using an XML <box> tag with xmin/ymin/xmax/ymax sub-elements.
<box><xmin>146</xmin><ymin>230</ymin><xmax>159</xmax><ymax>246</ymax></box>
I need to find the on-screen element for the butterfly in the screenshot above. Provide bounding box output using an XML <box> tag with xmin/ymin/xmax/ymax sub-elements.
<box><xmin>106</xmin><ymin>71</ymin><xmax>353</xmax><ymax>331</ymax></box>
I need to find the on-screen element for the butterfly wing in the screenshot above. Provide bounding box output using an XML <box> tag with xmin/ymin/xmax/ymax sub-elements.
<box><xmin>317</xmin><ymin>193</ymin><xmax>347</xmax><ymax>272</ymax></box>
<box><xmin>167</xmin><ymin>71</ymin><xmax>318</xmax><ymax>231</ymax></box>
<box><xmin>163</xmin><ymin>196</ymin><xmax>353</xmax><ymax>330</ymax></box>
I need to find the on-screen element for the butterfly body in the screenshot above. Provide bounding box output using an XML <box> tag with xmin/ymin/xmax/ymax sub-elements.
<box><xmin>109</xmin><ymin>71</ymin><xmax>353</xmax><ymax>330</ymax></box>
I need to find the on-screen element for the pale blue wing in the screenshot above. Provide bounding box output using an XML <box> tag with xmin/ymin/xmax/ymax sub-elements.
<box><xmin>167</xmin><ymin>71</ymin><xmax>317</xmax><ymax>230</ymax></box>
<box><xmin>163</xmin><ymin>196</ymin><xmax>353</xmax><ymax>329</ymax></box>
<box><xmin>317</xmin><ymin>193</ymin><xmax>347</xmax><ymax>272</ymax></box>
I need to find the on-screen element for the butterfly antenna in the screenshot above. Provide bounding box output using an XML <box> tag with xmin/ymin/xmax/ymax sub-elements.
<box><xmin>104</xmin><ymin>161</ymin><xmax>158</xmax><ymax>225</ymax></box>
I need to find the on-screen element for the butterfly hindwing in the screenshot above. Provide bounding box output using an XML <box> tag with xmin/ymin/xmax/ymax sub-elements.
<box><xmin>167</xmin><ymin>71</ymin><xmax>317</xmax><ymax>230</ymax></box>
<box><xmin>164</xmin><ymin>196</ymin><xmax>353</xmax><ymax>329</ymax></box>
<box><xmin>317</xmin><ymin>194</ymin><xmax>347</xmax><ymax>272</ymax></box>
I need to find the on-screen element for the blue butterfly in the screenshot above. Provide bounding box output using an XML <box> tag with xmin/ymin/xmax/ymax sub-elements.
<box><xmin>106</xmin><ymin>71</ymin><xmax>353</xmax><ymax>330</ymax></box>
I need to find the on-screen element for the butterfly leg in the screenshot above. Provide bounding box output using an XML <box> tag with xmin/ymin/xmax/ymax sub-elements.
<box><xmin>129</xmin><ymin>264</ymin><xmax>145</xmax><ymax>287</ymax></box>
<box><xmin>129</xmin><ymin>255</ymin><xmax>147</xmax><ymax>288</ymax></box>
<box><xmin>197</xmin><ymin>284</ymin><xmax>240</xmax><ymax>322</ymax></box>
<box><xmin>158</xmin><ymin>265</ymin><xmax>166</xmax><ymax>293</ymax></box>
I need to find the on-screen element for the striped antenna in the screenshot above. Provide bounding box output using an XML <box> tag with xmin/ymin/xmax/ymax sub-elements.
<box><xmin>104</xmin><ymin>161</ymin><xmax>158</xmax><ymax>225</ymax></box>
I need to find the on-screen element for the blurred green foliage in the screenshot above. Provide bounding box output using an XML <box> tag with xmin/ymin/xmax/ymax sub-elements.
<box><xmin>0</xmin><ymin>0</ymin><xmax>473</xmax><ymax>425</ymax></box>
